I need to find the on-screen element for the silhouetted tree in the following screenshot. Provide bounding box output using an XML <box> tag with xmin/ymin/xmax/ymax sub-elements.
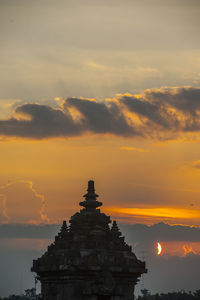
<box><xmin>193</xmin><ymin>290</ymin><xmax>200</xmax><ymax>299</ymax></box>
<box><xmin>136</xmin><ymin>290</ymin><xmax>200</xmax><ymax>300</ymax></box>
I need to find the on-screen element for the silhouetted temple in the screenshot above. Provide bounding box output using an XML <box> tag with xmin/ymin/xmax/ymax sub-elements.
<box><xmin>32</xmin><ymin>180</ymin><xmax>147</xmax><ymax>300</ymax></box>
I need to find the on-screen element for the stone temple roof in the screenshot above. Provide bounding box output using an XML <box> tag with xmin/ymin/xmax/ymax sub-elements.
<box><xmin>32</xmin><ymin>180</ymin><xmax>146</xmax><ymax>277</ymax></box>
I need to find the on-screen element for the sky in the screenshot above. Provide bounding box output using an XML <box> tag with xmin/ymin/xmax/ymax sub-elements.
<box><xmin>1</xmin><ymin>0</ymin><xmax>200</xmax><ymax>297</ymax></box>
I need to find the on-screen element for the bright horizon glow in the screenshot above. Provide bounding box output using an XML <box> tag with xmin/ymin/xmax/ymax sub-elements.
<box><xmin>156</xmin><ymin>241</ymin><xmax>200</xmax><ymax>257</ymax></box>
<box><xmin>106</xmin><ymin>207</ymin><xmax>200</xmax><ymax>220</ymax></box>
<box><xmin>157</xmin><ymin>242</ymin><xmax>162</xmax><ymax>255</ymax></box>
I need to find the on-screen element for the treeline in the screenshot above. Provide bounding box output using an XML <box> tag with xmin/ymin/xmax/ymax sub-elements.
<box><xmin>1</xmin><ymin>291</ymin><xmax>200</xmax><ymax>300</ymax></box>
<box><xmin>0</xmin><ymin>296</ymin><xmax>36</xmax><ymax>300</ymax></box>
<box><xmin>0</xmin><ymin>297</ymin><xmax>29</xmax><ymax>300</ymax></box>
<box><xmin>136</xmin><ymin>289</ymin><xmax>200</xmax><ymax>300</ymax></box>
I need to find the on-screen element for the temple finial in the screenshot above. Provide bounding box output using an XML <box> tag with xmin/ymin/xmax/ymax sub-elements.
<box><xmin>84</xmin><ymin>180</ymin><xmax>98</xmax><ymax>201</ymax></box>
<box><xmin>88</xmin><ymin>180</ymin><xmax>95</xmax><ymax>192</ymax></box>
<box><xmin>79</xmin><ymin>180</ymin><xmax>102</xmax><ymax>211</ymax></box>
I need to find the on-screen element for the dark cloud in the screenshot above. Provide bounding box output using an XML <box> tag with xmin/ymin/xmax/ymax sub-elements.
<box><xmin>146</xmin><ymin>87</ymin><xmax>200</xmax><ymax>114</ymax></box>
<box><xmin>1</xmin><ymin>221</ymin><xmax>200</xmax><ymax>242</ymax></box>
<box><xmin>120</xmin><ymin>87</ymin><xmax>200</xmax><ymax>134</ymax></box>
<box><xmin>0</xmin><ymin>104</ymin><xmax>81</xmax><ymax>139</ymax></box>
<box><xmin>0</xmin><ymin>223</ymin><xmax>59</xmax><ymax>239</ymax></box>
<box><xmin>0</xmin><ymin>87</ymin><xmax>200</xmax><ymax>139</ymax></box>
<box><xmin>0</xmin><ymin>99</ymin><xmax>137</xmax><ymax>139</ymax></box>
<box><xmin>120</xmin><ymin>222</ymin><xmax>200</xmax><ymax>245</ymax></box>
<box><xmin>65</xmin><ymin>97</ymin><xmax>136</xmax><ymax>136</ymax></box>
<box><xmin>121</xmin><ymin>95</ymin><xmax>178</xmax><ymax>130</ymax></box>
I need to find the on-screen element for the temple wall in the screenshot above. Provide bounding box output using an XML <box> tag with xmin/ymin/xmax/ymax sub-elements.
<box><xmin>40</xmin><ymin>278</ymin><xmax>136</xmax><ymax>300</ymax></box>
<box><xmin>41</xmin><ymin>281</ymin><xmax>134</xmax><ymax>300</ymax></box>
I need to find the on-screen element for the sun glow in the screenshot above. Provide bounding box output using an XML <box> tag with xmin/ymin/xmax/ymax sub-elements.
<box><xmin>106</xmin><ymin>207</ymin><xmax>200</xmax><ymax>220</ymax></box>
<box><xmin>157</xmin><ymin>242</ymin><xmax>162</xmax><ymax>255</ymax></box>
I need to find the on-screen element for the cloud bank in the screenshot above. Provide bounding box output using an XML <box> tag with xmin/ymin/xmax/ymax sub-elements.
<box><xmin>1</xmin><ymin>221</ymin><xmax>200</xmax><ymax>242</ymax></box>
<box><xmin>1</xmin><ymin>87</ymin><xmax>200</xmax><ymax>140</ymax></box>
<box><xmin>120</xmin><ymin>222</ymin><xmax>200</xmax><ymax>244</ymax></box>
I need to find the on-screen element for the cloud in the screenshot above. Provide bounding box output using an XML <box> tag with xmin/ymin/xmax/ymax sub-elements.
<box><xmin>65</xmin><ymin>97</ymin><xmax>135</xmax><ymax>136</ymax></box>
<box><xmin>1</xmin><ymin>87</ymin><xmax>200</xmax><ymax>140</ymax></box>
<box><xmin>120</xmin><ymin>87</ymin><xmax>200</xmax><ymax>134</ymax></box>
<box><xmin>0</xmin><ymin>104</ymin><xmax>82</xmax><ymax>139</ymax></box>
<box><xmin>1</xmin><ymin>221</ymin><xmax>200</xmax><ymax>243</ymax></box>
<box><xmin>120</xmin><ymin>222</ymin><xmax>200</xmax><ymax>245</ymax></box>
<box><xmin>0</xmin><ymin>180</ymin><xmax>49</xmax><ymax>224</ymax></box>
<box><xmin>0</xmin><ymin>223</ymin><xmax>59</xmax><ymax>239</ymax></box>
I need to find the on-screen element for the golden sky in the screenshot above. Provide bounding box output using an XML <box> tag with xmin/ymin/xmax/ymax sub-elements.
<box><xmin>0</xmin><ymin>135</ymin><xmax>200</xmax><ymax>226</ymax></box>
<box><xmin>0</xmin><ymin>0</ymin><xmax>200</xmax><ymax>227</ymax></box>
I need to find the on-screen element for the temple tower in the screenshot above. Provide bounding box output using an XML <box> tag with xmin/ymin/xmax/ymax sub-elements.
<box><xmin>32</xmin><ymin>180</ymin><xmax>147</xmax><ymax>300</ymax></box>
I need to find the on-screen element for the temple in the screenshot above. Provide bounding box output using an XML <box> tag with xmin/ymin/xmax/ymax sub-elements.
<box><xmin>32</xmin><ymin>180</ymin><xmax>147</xmax><ymax>300</ymax></box>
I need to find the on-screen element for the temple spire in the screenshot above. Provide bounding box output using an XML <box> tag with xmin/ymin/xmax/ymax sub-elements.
<box><xmin>111</xmin><ymin>220</ymin><xmax>121</xmax><ymax>237</ymax></box>
<box><xmin>60</xmin><ymin>220</ymin><xmax>68</xmax><ymax>233</ymax></box>
<box><xmin>57</xmin><ymin>220</ymin><xmax>68</xmax><ymax>239</ymax></box>
<box><xmin>79</xmin><ymin>180</ymin><xmax>102</xmax><ymax>211</ymax></box>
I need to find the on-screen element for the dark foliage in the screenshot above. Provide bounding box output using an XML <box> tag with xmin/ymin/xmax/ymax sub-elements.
<box><xmin>136</xmin><ymin>289</ymin><xmax>200</xmax><ymax>300</ymax></box>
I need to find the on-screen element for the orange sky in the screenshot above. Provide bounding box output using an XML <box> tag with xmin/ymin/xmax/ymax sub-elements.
<box><xmin>0</xmin><ymin>135</ymin><xmax>200</xmax><ymax>226</ymax></box>
<box><xmin>1</xmin><ymin>0</ymin><xmax>200</xmax><ymax>228</ymax></box>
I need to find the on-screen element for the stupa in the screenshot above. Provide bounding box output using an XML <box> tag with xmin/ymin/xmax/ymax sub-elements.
<box><xmin>32</xmin><ymin>180</ymin><xmax>147</xmax><ymax>300</ymax></box>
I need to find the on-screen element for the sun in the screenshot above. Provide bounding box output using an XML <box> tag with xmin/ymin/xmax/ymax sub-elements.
<box><xmin>157</xmin><ymin>242</ymin><xmax>162</xmax><ymax>255</ymax></box>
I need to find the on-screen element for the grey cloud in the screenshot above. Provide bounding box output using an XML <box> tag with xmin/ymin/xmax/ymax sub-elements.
<box><xmin>0</xmin><ymin>87</ymin><xmax>200</xmax><ymax>139</ymax></box>
<box><xmin>65</xmin><ymin>97</ymin><xmax>136</xmax><ymax>136</ymax></box>
<box><xmin>1</xmin><ymin>221</ymin><xmax>200</xmax><ymax>242</ymax></box>
<box><xmin>0</xmin><ymin>99</ymin><xmax>138</xmax><ymax>139</ymax></box>
<box><xmin>0</xmin><ymin>223</ymin><xmax>59</xmax><ymax>239</ymax></box>
<box><xmin>120</xmin><ymin>87</ymin><xmax>200</xmax><ymax>133</ymax></box>
<box><xmin>0</xmin><ymin>103</ymin><xmax>82</xmax><ymax>139</ymax></box>
<box><xmin>146</xmin><ymin>87</ymin><xmax>200</xmax><ymax>114</ymax></box>
<box><xmin>121</xmin><ymin>96</ymin><xmax>178</xmax><ymax>130</ymax></box>
<box><xmin>120</xmin><ymin>222</ymin><xmax>200</xmax><ymax>246</ymax></box>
